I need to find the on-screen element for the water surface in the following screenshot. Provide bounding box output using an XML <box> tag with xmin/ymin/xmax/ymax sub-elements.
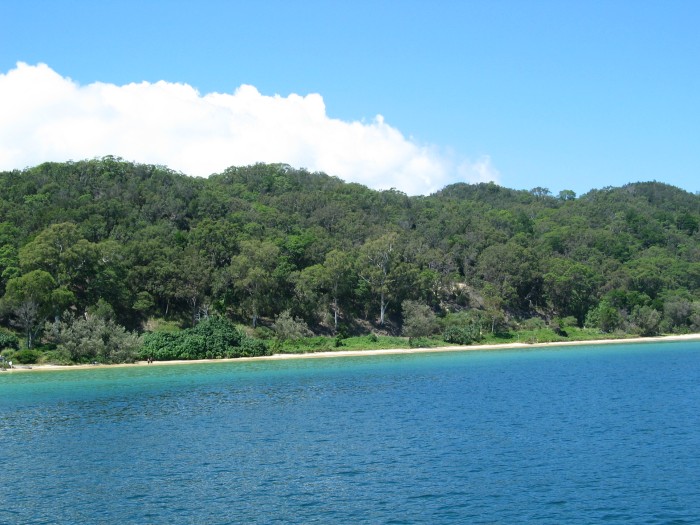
<box><xmin>1</xmin><ymin>341</ymin><xmax>699</xmax><ymax>524</ymax></box>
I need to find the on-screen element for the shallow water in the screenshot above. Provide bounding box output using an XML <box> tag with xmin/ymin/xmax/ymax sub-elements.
<box><xmin>1</xmin><ymin>341</ymin><xmax>699</xmax><ymax>524</ymax></box>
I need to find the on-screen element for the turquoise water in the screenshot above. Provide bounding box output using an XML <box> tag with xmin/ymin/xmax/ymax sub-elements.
<box><xmin>1</xmin><ymin>341</ymin><xmax>700</xmax><ymax>524</ymax></box>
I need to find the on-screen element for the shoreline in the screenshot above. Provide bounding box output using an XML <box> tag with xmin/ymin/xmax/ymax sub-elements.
<box><xmin>3</xmin><ymin>333</ymin><xmax>700</xmax><ymax>374</ymax></box>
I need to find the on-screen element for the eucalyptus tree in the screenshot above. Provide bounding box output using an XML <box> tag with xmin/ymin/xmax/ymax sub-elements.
<box><xmin>358</xmin><ymin>233</ymin><xmax>400</xmax><ymax>325</ymax></box>
<box><xmin>543</xmin><ymin>258</ymin><xmax>600</xmax><ymax>325</ymax></box>
<box><xmin>2</xmin><ymin>270</ymin><xmax>73</xmax><ymax>347</ymax></box>
<box><xmin>227</xmin><ymin>240</ymin><xmax>280</xmax><ymax>327</ymax></box>
<box><xmin>296</xmin><ymin>249</ymin><xmax>354</xmax><ymax>331</ymax></box>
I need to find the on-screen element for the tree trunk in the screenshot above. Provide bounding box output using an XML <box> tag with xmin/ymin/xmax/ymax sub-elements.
<box><xmin>333</xmin><ymin>299</ymin><xmax>339</xmax><ymax>332</ymax></box>
<box><xmin>190</xmin><ymin>296</ymin><xmax>198</xmax><ymax>326</ymax></box>
<box><xmin>379</xmin><ymin>291</ymin><xmax>387</xmax><ymax>325</ymax></box>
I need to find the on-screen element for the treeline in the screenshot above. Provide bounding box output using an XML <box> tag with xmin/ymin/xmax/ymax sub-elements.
<box><xmin>0</xmin><ymin>158</ymin><xmax>699</xmax><ymax>362</ymax></box>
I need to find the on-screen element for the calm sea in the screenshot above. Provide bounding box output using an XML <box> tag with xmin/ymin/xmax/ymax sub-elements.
<box><xmin>1</xmin><ymin>341</ymin><xmax>699</xmax><ymax>524</ymax></box>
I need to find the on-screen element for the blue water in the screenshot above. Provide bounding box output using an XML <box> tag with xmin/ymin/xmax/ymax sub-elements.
<box><xmin>1</xmin><ymin>341</ymin><xmax>700</xmax><ymax>524</ymax></box>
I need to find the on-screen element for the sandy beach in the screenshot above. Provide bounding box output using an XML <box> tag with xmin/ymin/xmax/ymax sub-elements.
<box><xmin>3</xmin><ymin>333</ymin><xmax>700</xmax><ymax>374</ymax></box>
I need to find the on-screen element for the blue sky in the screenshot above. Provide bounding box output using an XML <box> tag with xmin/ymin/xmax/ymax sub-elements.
<box><xmin>1</xmin><ymin>0</ymin><xmax>698</xmax><ymax>196</ymax></box>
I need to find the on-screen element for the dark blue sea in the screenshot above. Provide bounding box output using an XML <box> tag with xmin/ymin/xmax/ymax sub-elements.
<box><xmin>1</xmin><ymin>341</ymin><xmax>699</xmax><ymax>524</ymax></box>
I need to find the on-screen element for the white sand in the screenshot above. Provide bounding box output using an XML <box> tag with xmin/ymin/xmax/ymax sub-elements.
<box><xmin>4</xmin><ymin>333</ymin><xmax>700</xmax><ymax>374</ymax></box>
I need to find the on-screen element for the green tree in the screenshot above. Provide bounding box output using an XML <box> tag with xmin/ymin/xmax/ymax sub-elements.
<box><xmin>630</xmin><ymin>305</ymin><xmax>662</xmax><ymax>336</ymax></box>
<box><xmin>543</xmin><ymin>259</ymin><xmax>600</xmax><ymax>325</ymax></box>
<box><xmin>358</xmin><ymin>233</ymin><xmax>399</xmax><ymax>325</ymax></box>
<box><xmin>401</xmin><ymin>300</ymin><xmax>438</xmax><ymax>338</ymax></box>
<box><xmin>662</xmin><ymin>297</ymin><xmax>694</xmax><ymax>332</ymax></box>
<box><xmin>0</xmin><ymin>329</ymin><xmax>19</xmax><ymax>351</ymax></box>
<box><xmin>297</xmin><ymin>249</ymin><xmax>354</xmax><ymax>331</ymax></box>
<box><xmin>52</xmin><ymin>315</ymin><xmax>141</xmax><ymax>363</ymax></box>
<box><xmin>227</xmin><ymin>240</ymin><xmax>280</xmax><ymax>327</ymax></box>
<box><xmin>18</xmin><ymin>222</ymin><xmax>103</xmax><ymax>312</ymax></box>
<box><xmin>2</xmin><ymin>270</ymin><xmax>73</xmax><ymax>347</ymax></box>
<box><xmin>558</xmin><ymin>189</ymin><xmax>577</xmax><ymax>201</ymax></box>
<box><xmin>476</xmin><ymin>242</ymin><xmax>542</xmax><ymax>312</ymax></box>
<box><xmin>585</xmin><ymin>301</ymin><xmax>622</xmax><ymax>333</ymax></box>
<box><xmin>272</xmin><ymin>310</ymin><xmax>313</xmax><ymax>341</ymax></box>
<box><xmin>0</xmin><ymin>244</ymin><xmax>19</xmax><ymax>295</ymax></box>
<box><xmin>176</xmin><ymin>247</ymin><xmax>214</xmax><ymax>326</ymax></box>
<box><xmin>125</xmin><ymin>234</ymin><xmax>182</xmax><ymax>319</ymax></box>
<box><xmin>19</xmin><ymin>222</ymin><xmax>83</xmax><ymax>281</ymax></box>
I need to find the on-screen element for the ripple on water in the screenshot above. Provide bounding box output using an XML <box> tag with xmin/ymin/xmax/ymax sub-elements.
<box><xmin>1</xmin><ymin>341</ymin><xmax>700</xmax><ymax>524</ymax></box>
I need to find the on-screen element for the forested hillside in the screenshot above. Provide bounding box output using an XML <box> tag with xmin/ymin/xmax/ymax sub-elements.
<box><xmin>1</xmin><ymin>158</ymin><xmax>699</xmax><ymax>362</ymax></box>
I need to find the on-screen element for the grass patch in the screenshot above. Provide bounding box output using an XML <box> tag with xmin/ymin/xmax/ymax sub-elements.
<box><xmin>270</xmin><ymin>327</ymin><xmax>646</xmax><ymax>355</ymax></box>
<box><xmin>275</xmin><ymin>334</ymin><xmax>415</xmax><ymax>354</ymax></box>
<box><xmin>480</xmin><ymin>326</ymin><xmax>635</xmax><ymax>346</ymax></box>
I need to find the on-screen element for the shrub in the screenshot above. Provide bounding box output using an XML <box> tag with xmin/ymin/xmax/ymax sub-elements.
<box><xmin>630</xmin><ymin>305</ymin><xmax>662</xmax><ymax>336</ymax></box>
<box><xmin>560</xmin><ymin>316</ymin><xmax>578</xmax><ymax>328</ymax></box>
<box><xmin>443</xmin><ymin>325</ymin><xmax>482</xmax><ymax>345</ymax></box>
<box><xmin>55</xmin><ymin>315</ymin><xmax>141</xmax><ymax>364</ymax></box>
<box><xmin>585</xmin><ymin>302</ymin><xmax>622</xmax><ymax>332</ymax></box>
<box><xmin>548</xmin><ymin>318</ymin><xmax>568</xmax><ymax>336</ymax></box>
<box><xmin>141</xmin><ymin>317</ymin><xmax>266</xmax><ymax>360</ymax></box>
<box><xmin>192</xmin><ymin>317</ymin><xmax>244</xmax><ymax>357</ymax></box>
<box><xmin>521</xmin><ymin>317</ymin><xmax>546</xmax><ymax>330</ymax></box>
<box><xmin>0</xmin><ymin>330</ymin><xmax>19</xmax><ymax>350</ymax></box>
<box><xmin>141</xmin><ymin>332</ymin><xmax>179</xmax><ymax>361</ymax></box>
<box><xmin>238</xmin><ymin>337</ymin><xmax>270</xmax><ymax>357</ymax></box>
<box><xmin>253</xmin><ymin>326</ymin><xmax>275</xmax><ymax>340</ymax></box>
<box><xmin>272</xmin><ymin>310</ymin><xmax>312</xmax><ymax>341</ymax></box>
<box><xmin>39</xmin><ymin>349</ymin><xmax>72</xmax><ymax>365</ymax></box>
<box><xmin>13</xmin><ymin>348</ymin><xmax>41</xmax><ymax>364</ymax></box>
<box><xmin>408</xmin><ymin>337</ymin><xmax>432</xmax><ymax>348</ymax></box>
<box><xmin>401</xmin><ymin>300</ymin><xmax>439</xmax><ymax>338</ymax></box>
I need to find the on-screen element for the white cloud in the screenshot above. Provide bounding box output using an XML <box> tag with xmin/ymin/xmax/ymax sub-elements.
<box><xmin>457</xmin><ymin>156</ymin><xmax>501</xmax><ymax>185</ymax></box>
<box><xmin>0</xmin><ymin>62</ymin><xmax>499</xmax><ymax>195</ymax></box>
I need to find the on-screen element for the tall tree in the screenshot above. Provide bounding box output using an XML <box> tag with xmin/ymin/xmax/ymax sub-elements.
<box><xmin>2</xmin><ymin>270</ymin><xmax>73</xmax><ymax>347</ymax></box>
<box><xmin>296</xmin><ymin>249</ymin><xmax>354</xmax><ymax>331</ymax></box>
<box><xmin>543</xmin><ymin>258</ymin><xmax>600</xmax><ymax>325</ymax></box>
<box><xmin>176</xmin><ymin>246</ymin><xmax>214</xmax><ymax>326</ymax></box>
<box><xmin>227</xmin><ymin>240</ymin><xmax>280</xmax><ymax>327</ymax></box>
<box><xmin>358</xmin><ymin>233</ymin><xmax>399</xmax><ymax>325</ymax></box>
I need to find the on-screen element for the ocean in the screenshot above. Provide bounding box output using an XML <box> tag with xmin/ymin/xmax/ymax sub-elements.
<box><xmin>1</xmin><ymin>341</ymin><xmax>699</xmax><ymax>524</ymax></box>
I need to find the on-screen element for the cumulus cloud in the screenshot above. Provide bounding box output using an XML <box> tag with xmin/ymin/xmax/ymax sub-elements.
<box><xmin>0</xmin><ymin>62</ymin><xmax>499</xmax><ymax>195</ymax></box>
<box><xmin>457</xmin><ymin>156</ymin><xmax>501</xmax><ymax>185</ymax></box>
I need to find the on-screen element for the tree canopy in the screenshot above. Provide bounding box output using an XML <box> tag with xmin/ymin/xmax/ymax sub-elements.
<box><xmin>1</xmin><ymin>158</ymin><xmax>699</xmax><ymax>351</ymax></box>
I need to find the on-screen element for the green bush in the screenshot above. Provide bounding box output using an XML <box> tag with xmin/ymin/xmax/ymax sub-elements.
<box><xmin>272</xmin><ymin>310</ymin><xmax>312</xmax><ymax>341</ymax></box>
<box><xmin>141</xmin><ymin>317</ymin><xmax>266</xmax><ymax>360</ymax></box>
<box><xmin>560</xmin><ymin>316</ymin><xmax>578</xmax><ymax>328</ymax></box>
<box><xmin>13</xmin><ymin>348</ymin><xmax>41</xmax><ymax>364</ymax></box>
<box><xmin>548</xmin><ymin>318</ymin><xmax>568</xmax><ymax>336</ymax></box>
<box><xmin>39</xmin><ymin>349</ymin><xmax>72</xmax><ymax>365</ymax></box>
<box><xmin>402</xmin><ymin>300</ymin><xmax>439</xmax><ymax>337</ymax></box>
<box><xmin>253</xmin><ymin>326</ymin><xmax>275</xmax><ymax>340</ymax></box>
<box><xmin>520</xmin><ymin>317</ymin><xmax>546</xmax><ymax>330</ymax></box>
<box><xmin>192</xmin><ymin>317</ymin><xmax>244</xmax><ymax>357</ymax></box>
<box><xmin>54</xmin><ymin>316</ymin><xmax>141</xmax><ymax>364</ymax></box>
<box><xmin>585</xmin><ymin>302</ymin><xmax>622</xmax><ymax>332</ymax></box>
<box><xmin>408</xmin><ymin>337</ymin><xmax>432</xmax><ymax>348</ymax></box>
<box><xmin>238</xmin><ymin>337</ymin><xmax>270</xmax><ymax>357</ymax></box>
<box><xmin>0</xmin><ymin>330</ymin><xmax>19</xmax><ymax>351</ymax></box>
<box><xmin>443</xmin><ymin>325</ymin><xmax>482</xmax><ymax>345</ymax></box>
<box><xmin>630</xmin><ymin>305</ymin><xmax>662</xmax><ymax>336</ymax></box>
<box><xmin>141</xmin><ymin>332</ymin><xmax>178</xmax><ymax>360</ymax></box>
<box><xmin>141</xmin><ymin>331</ymin><xmax>206</xmax><ymax>360</ymax></box>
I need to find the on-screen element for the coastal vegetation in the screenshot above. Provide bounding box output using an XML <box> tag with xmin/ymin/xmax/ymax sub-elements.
<box><xmin>0</xmin><ymin>158</ymin><xmax>699</xmax><ymax>364</ymax></box>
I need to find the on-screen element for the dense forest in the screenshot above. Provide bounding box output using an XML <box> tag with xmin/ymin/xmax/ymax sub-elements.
<box><xmin>1</xmin><ymin>158</ymin><xmax>699</xmax><ymax>364</ymax></box>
